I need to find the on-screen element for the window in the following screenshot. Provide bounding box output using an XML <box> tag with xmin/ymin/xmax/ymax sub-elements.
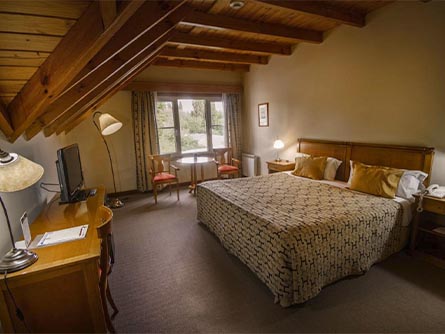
<box><xmin>156</xmin><ymin>96</ymin><xmax>227</xmax><ymax>155</ymax></box>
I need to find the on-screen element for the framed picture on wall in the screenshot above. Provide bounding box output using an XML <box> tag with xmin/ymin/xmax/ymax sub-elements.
<box><xmin>258</xmin><ymin>103</ymin><xmax>269</xmax><ymax>127</ymax></box>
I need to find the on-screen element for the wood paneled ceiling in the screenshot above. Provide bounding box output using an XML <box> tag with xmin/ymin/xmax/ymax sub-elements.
<box><xmin>0</xmin><ymin>0</ymin><xmax>391</xmax><ymax>142</ymax></box>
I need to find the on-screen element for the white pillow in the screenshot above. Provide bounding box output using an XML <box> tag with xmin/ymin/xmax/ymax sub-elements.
<box><xmin>295</xmin><ymin>152</ymin><xmax>342</xmax><ymax>181</ymax></box>
<box><xmin>347</xmin><ymin>160</ymin><xmax>427</xmax><ymax>199</ymax></box>
<box><xmin>324</xmin><ymin>157</ymin><xmax>342</xmax><ymax>181</ymax></box>
<box><xmin>396</xmin><ymin>170</ymin><xmax>428</xmax><ymax>199</ymax></box>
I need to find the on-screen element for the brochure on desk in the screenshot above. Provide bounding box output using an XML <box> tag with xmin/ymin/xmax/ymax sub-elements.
<box><xmin>16</xmin><ymin>225</ymin><xmax>89</xmax><ymax>250</ymax></box>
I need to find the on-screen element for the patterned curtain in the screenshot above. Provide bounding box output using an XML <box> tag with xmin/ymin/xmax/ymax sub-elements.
<box><xmin>132</xmin><ymin>91</ymin><xmax>159</xmax><ymax>191</ymax></box>
<box><xmin>223</xmin><ymin>93</ymin><xmax>243</xmax><ymax>161</ymax></box>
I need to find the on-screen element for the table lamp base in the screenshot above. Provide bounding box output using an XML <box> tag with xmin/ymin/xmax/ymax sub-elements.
<box><xmin>0</xmin><ymin>248</ymin><xmax>38</xmax><ymax>273</ymax></box>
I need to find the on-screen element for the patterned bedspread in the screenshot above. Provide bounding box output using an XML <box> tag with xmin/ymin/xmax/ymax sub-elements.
<box><xmin>197</xmin><ymin>173</ymin><xmax>405</xmax><ymax>307</ymax></box>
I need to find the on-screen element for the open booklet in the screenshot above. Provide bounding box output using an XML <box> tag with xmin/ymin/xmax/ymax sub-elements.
<box><xmin>36</xmin><ymin>225</ymin><xmax>89</xmax><ymax>247</ymax></box>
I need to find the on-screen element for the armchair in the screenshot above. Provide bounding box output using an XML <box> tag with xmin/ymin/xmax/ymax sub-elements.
<box><xmin>148</xmin><ymin>154</ymin><xmax>180</xmax><ymax>204</ymax></box>
<box><xmin>213</xmin><ymin>148</ymin><xmax>241</xmax><ymax>179</ymax></box>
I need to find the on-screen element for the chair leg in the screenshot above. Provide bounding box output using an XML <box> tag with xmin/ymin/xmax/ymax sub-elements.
<box><xmin>153</xmin><ymin>184</ymin><xmax>158</xmax><ymax>204</ymax></box>
<box><xmin>100</xmin><ymin>283</ymin><xmax>116</xmax><ymax>333</ymax></box>
<box><xmin>176</xmin><ymin>181</ymin><xmax>180</xmax><ymax>201</ymax></box>
<box><xmin>106</xmin><ymin>283</ymin><xmax>119</xmax><ymax>320</ymax></box>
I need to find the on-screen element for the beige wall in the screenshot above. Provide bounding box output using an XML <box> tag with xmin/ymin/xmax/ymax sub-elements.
<box><xmin>243</xmin><ymin>1</ymin><xmax>445</xmax><ymax>184</ymax></box>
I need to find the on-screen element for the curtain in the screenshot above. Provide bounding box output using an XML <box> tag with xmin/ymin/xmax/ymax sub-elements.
<box><xmin>223</xmin><ymin>93</ymin><xmax>243</xmax><ymax>161</ymax></box>
<box><xmin>132</xmin><ymin>91</ymin><xmax>158</xmax><ymax>191</ymax></box>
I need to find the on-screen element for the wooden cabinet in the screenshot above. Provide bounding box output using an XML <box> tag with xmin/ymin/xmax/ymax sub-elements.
<box><xmin>266</xmin><ymin>160</ymin><xmax>295</xmax><ymax>174</ymax></box>
<box><xmin>410</xmin><ymin>194</ymin><xmax>445</xmax><ymax>269</ymax></box>
<box><xmin>0</xmin><ymin>187</ymin><xmax>107</xmax><ymax>333</ymax></box>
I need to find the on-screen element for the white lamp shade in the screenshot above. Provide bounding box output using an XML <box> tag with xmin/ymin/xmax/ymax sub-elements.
<box><xmin>99</xmin><ymin>113</ymin><xmax>122</xmax><ymax>136</ymax></box>
<box><xmin>0</xmin><ymin>154</ymin><xmax>44</xmax><ymax>192</ymax></box>
<box><xmin>273</xmin><ymin>139</ymin><xmax>284</xmax><ymax>149</ymax></box>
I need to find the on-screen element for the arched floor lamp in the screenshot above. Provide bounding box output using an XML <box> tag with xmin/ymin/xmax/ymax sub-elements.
<box><xmin>0</xmin><ymin>149</ymin><xmax>44</xmax><ymax>273</ymax></box>
<box><xmin>93</xmin><ymin>112</ymin><xmax>124</xmax><ymax>209</ymax></box>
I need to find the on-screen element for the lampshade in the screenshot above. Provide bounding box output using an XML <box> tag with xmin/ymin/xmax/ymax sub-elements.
<box><xmin>273</xmin><ymin>139</ymin><xmax>284</xmax><ymax>149</ymax></box>
<box><xmin>0</xmin><ymin>152</ymin><xmax>44</xmax><ymax>192</ymax></box>
<box><xmin>98</xmin><ymin>113</ymin><xmax>122</xmax><ymax>136</ymax></box>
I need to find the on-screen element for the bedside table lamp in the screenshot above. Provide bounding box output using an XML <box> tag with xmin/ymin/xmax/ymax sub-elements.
<box><xmin>93</xmin><ymin>112</ymin><xmax>124</xmax><ymax>209</ymax></box>
<box><xmin>273</xmin><ymin>139</ymin><xmax>284</xmax><ymax>162</ymax></box>
<box><xmin>0</xmin><ymin>149</ymin><xmax>44</xmax><ymax>273</ymax></box>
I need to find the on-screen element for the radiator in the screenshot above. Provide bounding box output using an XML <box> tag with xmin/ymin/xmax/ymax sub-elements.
<box><xmin>242</xmin><ymin>153</ymin><xmax>258</xmax><ymax>177</ymax></box>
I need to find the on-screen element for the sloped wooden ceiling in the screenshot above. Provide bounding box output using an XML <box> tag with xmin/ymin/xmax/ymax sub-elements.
<box><xmin>0</xmin><ymin>0</ymin><xmax>391</xmax><ymax>142</ymax></box>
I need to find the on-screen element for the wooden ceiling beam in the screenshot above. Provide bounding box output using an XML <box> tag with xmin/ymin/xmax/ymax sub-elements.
<box><xmin>123</xmin><ymin>81</ymin><xmax>243</xmax><ymax>93</ymax></box>
<box><xmin>159</xmin><ymin>47</ymin><xmax>269</xmax><ymax>64</ymax></box>
<box><xmin>28</xmin><ymin>3</ymin><xmax>190</xmax><ymax>140</ymax></box>
<box><xmin>255</xmin><ymin>0</ymin><xmax>366</xmax><ymax>27</ymax></box>
<box><xmin>5</xmin><ymin>0</ymin><xmax>145</xmax><ymax>142</ymax></box>
<box><xmin>99</xmin><ymin>0</ymin><xmax>117</xmax><ymax>29</ymax></box>
<box><xmin>182</xmin><ymin>9</ymin><xmax>322</xmax><ymax>43</ymax></box>
<box><xmin>59</xmin><ymin>41</ymin><xmax>167</xmax><ymax>135</ymax></box>
<box><xmin>0</xmin><ymin>101</ymin><xmax>13</xmax><ymax>137</ymax></box>
<box><xmin>152</xmin><ymin>58</ymin><xmax>250</xmax><ymax>72</ymax></box>
<box><xmin>170</xmin><ymin>31</ymin><xmax>292</xmax><ymax>55</ymax></box>
<box><xmin>62</xmin><ymin>1</ymin><xmax>187</xmax><ymax>97</ymax></box>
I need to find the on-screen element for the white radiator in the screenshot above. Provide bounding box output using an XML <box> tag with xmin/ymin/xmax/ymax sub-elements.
<box><xmin>242</xmin><ymin>153</ymin><xmax>258</xmax><ymax>177</ymax></box>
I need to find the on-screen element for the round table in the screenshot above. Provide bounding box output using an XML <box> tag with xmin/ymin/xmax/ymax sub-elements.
<box><xmin>176</xmin><ymin>156</ymin><xmax>214</xmax><ymax>195</ymax></box>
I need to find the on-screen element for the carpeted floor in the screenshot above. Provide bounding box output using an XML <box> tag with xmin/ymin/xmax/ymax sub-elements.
<box><xmin>109</xmin><ymin>188</ymin><xmax>445</xmax><ymax>333</ymax></box>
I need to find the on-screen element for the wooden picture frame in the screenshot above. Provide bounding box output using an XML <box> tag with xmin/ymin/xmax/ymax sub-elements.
<box><xmin>258</xmin><ymin>102</ymin><xmax>269</xmax><ymax>127</ymax></box>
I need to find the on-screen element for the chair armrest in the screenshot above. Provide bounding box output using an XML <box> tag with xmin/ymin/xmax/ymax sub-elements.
<box><xmin>232</xmin><ymin>158</ymin><xmax>241</xmax><ymax>168</ymax></box>
<box><xmin>170</xmin><ymin>164</ymin><xmax>180</xmax><ymax>171</ymax></box>
<box><xmin>170</xmin><ymin>164</ymin><xmax>180</xmax><ymax>177</ymax></box>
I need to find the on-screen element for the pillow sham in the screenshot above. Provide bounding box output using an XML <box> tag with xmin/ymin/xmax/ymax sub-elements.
<box><xmin>396</xmin><ymin>170</ymin><xmax>428</xmax><ymax>199</ymax></box>
<box><xmin>295</xmin><ymin>153</ymin><xmax>342</xmax><ymax>181</ymax></box>
<box><xmin>292</xmin><ymin>156</ymin><xmax>328</xmax><ymax>180</ymax></box>
<box><xmin>348</xmin><ymin>160</ymin><xmax>428</xmax><ymax>199</ymax></box>
<box><xmin>350</xmin><ymin>161</ymin><xmax>404</xmax><ymax>198</ymax></box>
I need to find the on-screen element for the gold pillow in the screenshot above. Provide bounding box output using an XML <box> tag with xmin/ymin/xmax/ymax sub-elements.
<box><xmin>350</xmin><ymin>161</ymin><xmax>404</xmax><ymax>198</ymax></box>
<box><xmin>292</xmin><ymin>156</ymin><xmax>327</xmax><ymax>180</ymax></box>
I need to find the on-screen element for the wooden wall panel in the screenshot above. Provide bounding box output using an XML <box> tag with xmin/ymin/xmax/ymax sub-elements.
<box><xmin>0</xmin><ymin>33</ymin><xmax>61</xmax><ymax>52</ymax></box>
<box><xmin>0</xmin><ymin>51</ymin><xmax>49</xmax><ymax>67</ymax></box>
<box><xmin>0</xmin><ymin>14</ymin><xmax>76</xmax><ymax>36</ymax></box>
<box><xmin>0</xmin><ymin>1</ymin><xmax>90</xmax><ymax>19</ymax></box>
<box><xmin>0</xmin><ymin>67</ymin><xmax>37</xmax><ymax>80</ymax></box>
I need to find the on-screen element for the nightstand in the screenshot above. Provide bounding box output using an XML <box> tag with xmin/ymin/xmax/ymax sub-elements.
<box><xmin>266</xmin><ymin>160</ymin><xmax>295</xmax><ymax>174</ymax></box>
<box><xmin>410</xmin><ymin>194</ymin><xmax>445</xmax><ymax>268</ymax></box>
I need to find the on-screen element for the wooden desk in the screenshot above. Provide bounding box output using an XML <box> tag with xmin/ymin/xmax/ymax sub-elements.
<box><xmin>0</xmin><ymin>187</ymin><xmax>107</xmax><ymax>333</ymax></box>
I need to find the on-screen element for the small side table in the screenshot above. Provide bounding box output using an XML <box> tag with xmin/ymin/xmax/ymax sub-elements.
<box><xmin>266</xmin><ymin>160</ymin><xmax>295</xmax><ymax>174</ymax></box>
<box><xmin>410</xmin><ymin>194</ymin><xmax>445</xmax><ymax>268</ymax></box>
<box><xmin>176</xmin><ymin>156</ymin><xmax>214</xmax><ymax>195</ymax></box>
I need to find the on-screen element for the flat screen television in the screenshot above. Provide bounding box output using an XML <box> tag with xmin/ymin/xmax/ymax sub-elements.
<box><xmin>56</xmin><ymin>144</ymin><xmax>84</xmax><ymax>203</ymax></box>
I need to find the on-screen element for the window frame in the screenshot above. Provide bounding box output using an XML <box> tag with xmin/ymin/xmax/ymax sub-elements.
<box><xmin>156</xmin><ymin>94</ymin><xmax>228</xmax><ymax>156</ymax></box>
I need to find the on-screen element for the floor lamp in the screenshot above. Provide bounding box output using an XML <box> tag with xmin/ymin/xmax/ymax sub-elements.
<box><xmin>0</xmin><ymin>149</ymin><xmax>44</xmax><ymax>273</ymax></box>
<box><xmin>93</xmin><ymin>112</ymin><xmax>124</xmax><ymax>209</ymax></box>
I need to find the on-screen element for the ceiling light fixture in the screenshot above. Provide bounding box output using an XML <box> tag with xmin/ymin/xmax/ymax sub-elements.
<box><xmin>229</xmin><ymin>0</ymin><xmax>245</xmax><ymax>10</ymax></box>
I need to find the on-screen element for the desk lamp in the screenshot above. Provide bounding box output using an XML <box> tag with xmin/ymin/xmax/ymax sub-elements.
<box><xmin>93</xmin><ymin>112</ymin><xmax>124</xmax><ymax>209</ymax></box>
<box><xmin>0</xmin><ymin>149</ymin><xmax>44</xmax><ymax>273</ymax></box>
<box><xmin>273</xmin><ymin>139</ymin><xmax>284</xmax><ymax>162</ymax></box>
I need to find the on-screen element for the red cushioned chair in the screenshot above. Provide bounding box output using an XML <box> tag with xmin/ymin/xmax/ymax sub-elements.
<box><xmin>213</xmin><ymin>148</ymin><xmax>241</xmax><ymax>179</ymax></box>
<box><xmin>149</xmin><ymin>154</ymin><xmax>180</xmax><ymax>204</ymax></box>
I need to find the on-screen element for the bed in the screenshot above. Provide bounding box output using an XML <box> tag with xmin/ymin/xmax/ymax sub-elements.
<box><xmin>197</xmin><ymin>139</ymin><xmax>434</xmax><ymax>307</ymax></box>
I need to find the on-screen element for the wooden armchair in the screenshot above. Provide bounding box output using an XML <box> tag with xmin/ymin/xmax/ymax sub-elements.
<box><xmin>96</xmin><ymin>206</ymin><xmax>119</xmax><ymax>334</ymax></box>
<box><xmin>213</xmin><ymin>148</ymin><xmax>241</xmax><ymax>179</ymax></box>
<box><xmin>148</xmin><ymin>154</ymin><xmax>180</xmax><ymax>204</ymax></box>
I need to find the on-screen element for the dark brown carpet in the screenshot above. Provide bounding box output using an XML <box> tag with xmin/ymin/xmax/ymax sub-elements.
<box><xmin>109</xmin><ymin>188</ymin><xmax>445</xmax><ymax>333</ymax></box>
